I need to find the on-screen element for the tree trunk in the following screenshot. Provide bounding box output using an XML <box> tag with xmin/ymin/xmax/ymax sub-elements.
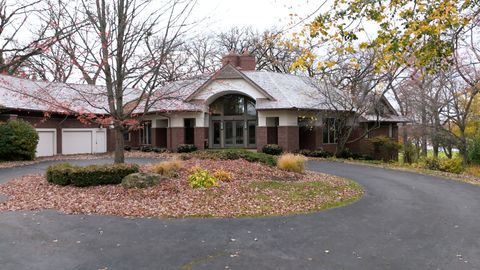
<box><xmin>402</xmin><ymin>123</ymin><xmax>409</xmax><ymax>163</ymax></box>
<box><xmin>459</xmin><ymin>133</ymin><xmax>469</xmax><ymax>166</ymax></box>
<box><xmin>432</xmin><ymin>141</ymin><xmax>439</xmax><ymax>158</ymax></box>
<box><xmin>114</xmin><ymin>127</ymin><xmax>125</xmax><ymax>164</ymax></box>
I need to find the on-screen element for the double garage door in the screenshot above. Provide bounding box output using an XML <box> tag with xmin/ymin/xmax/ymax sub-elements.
<box><xmin>36</xmin><ymin>128</ymin><xmax>107</xmax><ymax>157</ymax></box>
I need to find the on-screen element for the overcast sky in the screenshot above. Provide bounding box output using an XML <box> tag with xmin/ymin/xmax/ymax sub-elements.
<box><xmin>193</xmin><ymin>0</ymin><xmax>327</xmax><ymax>31</ymax></box>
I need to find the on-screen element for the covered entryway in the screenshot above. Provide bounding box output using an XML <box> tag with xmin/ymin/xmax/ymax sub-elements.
<box><xmin>209</xmin><ymin>94</ymin><xmax>257</xmax><ymax>148</ymax></box>
<box><xmin>35</xmin><ymin>129</ymin><xmax>56</xmax><ymax>157</ymax></box>
<box><xmin>62</xmin><ymin>128</ymin><xmax>107</xmax><ymax>155</ymax></box>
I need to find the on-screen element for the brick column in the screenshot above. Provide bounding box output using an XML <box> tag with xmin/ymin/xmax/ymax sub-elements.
<box><xmin>277</xmin><ymin>126</ymin><xmax>299</xmax><ymax>152</ymax></box>
<box><xmin>167</xmin><ymin>127</ymin><xmax>185</xmax><ymax>151</ymax></box>
<box><xmin>151</xmin><ymin>128</ymin><xmax>158</xmax><ymax>147</ymax></box>
<box><xmin>256</xmin><ymin>126</ymin><xmax>268</xmax><ymax>151</ymax></box>
<box><xmin>194</xmin><ymin>127</ymin><xmax>208</xmax><ymax>150</ymax></box>
<box><xmin>151</xmin><ymin>128</ymin><xmax>167</xmax><ymax>148</ymax></box>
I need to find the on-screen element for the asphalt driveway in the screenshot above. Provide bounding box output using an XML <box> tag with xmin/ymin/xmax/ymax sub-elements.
<box><xmin>0</xmin><ymin>159</ymin><xmax>479</xmax><ymax>270</ymax></box>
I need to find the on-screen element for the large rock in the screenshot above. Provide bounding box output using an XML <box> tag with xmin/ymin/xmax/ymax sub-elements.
<box><xmin>121</xmin><ymin>173</ymin><xmax>165</xmax><ymax>188</ymax></box>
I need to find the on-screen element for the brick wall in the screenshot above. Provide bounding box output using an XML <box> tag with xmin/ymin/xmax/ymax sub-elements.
<box><xmin>194</xmin><ymin>127</ymin><xmax>208</xmax><ymax>150</ymax></box>
<box><xmin>167</xmin><ymin>127</ymin><xmax>185</xmax><ymax>151</ymax></box>
<box><xmin>256</xmin><ymin>126</ymin><xmax>268</xmax><ymax>151</ymax></box>
<box><xmin>151</xmin><ymin>128</ymin><xmax>167</xmax><ymax>148</ymax></box>
<box><xmin>277</xmin><ymin>126</ymin><xmax>299</xmax><ymax>152</ymax></box>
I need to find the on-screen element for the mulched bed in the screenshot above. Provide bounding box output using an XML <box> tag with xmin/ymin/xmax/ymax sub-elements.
<box><xmin>0</xmin><ymin>158</ymin><xmax>362</xmax><ymax>218</ymax></box>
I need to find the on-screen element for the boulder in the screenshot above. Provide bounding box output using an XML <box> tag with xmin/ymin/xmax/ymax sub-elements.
<box><xmin>121</xmin><ymin>172</ymin><xmax>165</xmax><ymax>188</ymax></box>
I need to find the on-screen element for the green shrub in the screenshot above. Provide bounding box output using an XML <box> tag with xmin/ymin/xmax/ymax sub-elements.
<box><xmin>46</xmin><ymin>163</ymin><xmax>74</xmax><ymax>186</ymax></box>
<box><xmin>468</xmin><ymin>135</ymin><xmax>480</xmax><ymax>164</ymax></box>
<box><xmin>153</xmin><ymin>147</ymin><xmax>167</xmax><ymax>153</ymax></box>
<box><xmin>261</xmin><ymin>144</ymin><xmax>283</xmax><ymax>155</ymax></box>
<box><xmin>439</xmin><ymin>158</ymin><xmax>464</xmax><ymax>174</ymax></box>
<box><xmin>368</xmin><ymin>136</ymin><xmax>401</xmax><ymax>161</ymax></box>
<box><xmin>298</xmin><ymin>149</ymin><xmax>333</xmax><ymax>158</ymax></box>
<box><xmin>0</xmin><ymin>120</ymin><xmax>39</xmax><ymax>161</ymax></box>
<box><xmin>140</xmin><ymin>145</ymin><xmax>153</xmax><ymax>152</ymax></box>
<box><xmin>46</xmin><ymin>163</ymin><xmax>139</xmax><ymax>187</ymax></box>
<box><xmin>422</xmin><ymin>157</ymin><xmax>441</xmax><ymax>171</ymax></box>
<box><xmin>187</xmin><ymin>166</ymin><xmax>218</xmax><ymax>188</ymax></box>
<box><xmin>337</xmin><ymin>148</ymin><xmax>353</xmax><ymax>159</ymax></box>
<box><xmin>277</xmin><ymin>153</ymin><xmax>306</xmax><ymax>173</ymax></box>
<box><xmin>192</xmin><ymin>149</ymin><xmax>277</xmax><ymax>166</ymax></box>
<box><xmin>177</xmin><ymin>144</ymin><xmax>197</xmax><ymax>153</ymax></box>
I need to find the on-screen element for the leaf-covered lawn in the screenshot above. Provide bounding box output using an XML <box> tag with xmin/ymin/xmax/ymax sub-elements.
<box><xmin>0</xmin><ymin>158</ymin><xmax>362</xmax><ymax>218</ymax></box>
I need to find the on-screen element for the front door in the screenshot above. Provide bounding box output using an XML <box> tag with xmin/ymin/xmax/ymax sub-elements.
<box><xmin>224</xmin><ymin>120</ymin><xmax>244</xmax><ymax>148</ymax></box>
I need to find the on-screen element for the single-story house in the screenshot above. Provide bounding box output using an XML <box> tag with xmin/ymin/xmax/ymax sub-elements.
<box><xmin>0</xmin><ymin>52</ymin><xmax>405</xmax><ymax>158</ymax></box>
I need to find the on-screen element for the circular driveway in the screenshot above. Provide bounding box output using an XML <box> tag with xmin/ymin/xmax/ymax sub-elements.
<box><xmin>0</xmin><ymin>159</ymin><xmax>479</xmax><ymax>270</ymax></box>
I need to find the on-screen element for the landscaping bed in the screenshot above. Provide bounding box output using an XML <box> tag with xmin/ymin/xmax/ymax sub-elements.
<box><xmin>0</xmin><ymin>158</ymin><xmax>362</xmax><ymax>218</ymax></box>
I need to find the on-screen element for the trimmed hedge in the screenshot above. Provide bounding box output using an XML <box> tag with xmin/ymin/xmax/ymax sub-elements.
<box><xmin>261</xmin><ymin>144</ymin><xmax>283</xmax><ymax>155</ymax></box>
<box><xmin>46</xmin><ymin>163</ymin><xmax>139</xmax><ymax>187</ymax></box>
<box><xmin>177</xmin><ymin>144</ymin><xmax>197</xmax><ymax>153</ymax></box>
<box><xmin>0</xmin><ymin>120</ymin><xmax>39</xmax><ymax>161</ymax></box>
<box><xmin>192</xmin><ymin>149</ymin><xmax>277</xmax><ymax>166</ymax></box>
<box><xmin>298</xmin><ymin>149</ymin><xmax>334</xmax><ymax>158</ymax></box>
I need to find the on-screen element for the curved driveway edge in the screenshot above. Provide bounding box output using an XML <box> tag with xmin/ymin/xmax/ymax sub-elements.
<box><xmin>0</xmin><ymin>158</ymin><xmax>161</xmax><ymax>184</ymax></box>
<box><xmin>0</xmin><ymin>159</ymin><xmax>479</xmax><ymax>270</ymax></box>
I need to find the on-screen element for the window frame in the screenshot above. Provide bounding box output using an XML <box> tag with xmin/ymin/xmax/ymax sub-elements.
<box><xmin>322</xmin><ymin>118</ymin><xmax>338</xmax><ymax>144</ymax></box>
<box><xmin>140</xmin><ymin>121</ymin><xmax>152</xmax><ymax>145</ymax></box>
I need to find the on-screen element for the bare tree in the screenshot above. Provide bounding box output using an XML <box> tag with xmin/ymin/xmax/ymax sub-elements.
<box><xmin>0</xmin><ymin>0</ymin><xmax>75</xmax><ymax>75</ymax></box>
<box><xmin>8</xmin><ymin>0</ymin><xmax>198</xmax><ymax>163</ymax></box>
<box><xmin>312</xmin><ymin>49</ymin><xmax>404</xmax><ymax>155</ymax></box>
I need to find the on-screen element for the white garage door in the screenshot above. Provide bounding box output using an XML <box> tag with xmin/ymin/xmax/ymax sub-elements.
<box><xmin>62</xmin><ymin>129</ymin><xmax>107</xmax><ymax>155</ymax></box>
<box><xmin>36</xmin><ymin>129</ymin><xmax>56</xmax><ymax>157</ymax></box>
<box><xmin>62</xmin><ymin>130</ymin><xmax>93</xmax><ymax>155</ymax></box>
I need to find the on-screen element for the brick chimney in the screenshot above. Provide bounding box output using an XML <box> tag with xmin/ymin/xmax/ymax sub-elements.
<box><xmin>221</xmin><ymin>50</ymin><xmax>256</xmax><ymax>70</ymax></box>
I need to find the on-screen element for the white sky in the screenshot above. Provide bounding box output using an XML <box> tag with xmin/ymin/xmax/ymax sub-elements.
<box><xmin>193</xmin><ymin>0</ymin><xmax>328</xmax><ymax>31</ymax></box>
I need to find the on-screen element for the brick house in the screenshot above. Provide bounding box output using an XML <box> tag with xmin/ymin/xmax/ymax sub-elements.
<box><xmin>0</xmin><ymin>53</ymin><xmax>405</xmax><ymax>158</ymax></box>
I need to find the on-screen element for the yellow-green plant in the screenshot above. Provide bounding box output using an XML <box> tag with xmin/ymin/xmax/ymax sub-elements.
<box><xmin>213</xmin><ymin>169</ymin><xmax>233</xmax><ymax>182</ymax></box>
<box><xmin>277</xmin><ymin>153</ymin><xmax>306</xmax><ymax>173</ymax></box>
<box><xmin>439</xmin><ymin>158</ymin><xmax>464</xmax><ymax>174</ymax></box>
<box><xmin>150</xmin><ymin>160</ymin><xmax>183</xmax><ymax>177</ymax></box>
<box><xmin>187</xmin><ymin>167</ymin><xmax>218</xmax><ymax>188</ymax></box>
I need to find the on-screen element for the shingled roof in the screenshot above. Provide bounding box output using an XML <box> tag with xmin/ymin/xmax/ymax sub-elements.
<box><xmin>0</xmin><ymin>67</ymin><xmax>403</xmax><ymax>122</ymax></box>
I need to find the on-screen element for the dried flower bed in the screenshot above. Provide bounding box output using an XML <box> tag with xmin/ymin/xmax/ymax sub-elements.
<box><xmin>0</xmin><ymin>159</ymin><xmax>362</xmax><ymax>218</ymax></box>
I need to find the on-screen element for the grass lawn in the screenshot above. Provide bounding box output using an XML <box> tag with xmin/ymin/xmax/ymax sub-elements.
<box><xmin>249</xmin><ymin>180</ymin><xmax>363</xmax><ymax>214</ymax></box>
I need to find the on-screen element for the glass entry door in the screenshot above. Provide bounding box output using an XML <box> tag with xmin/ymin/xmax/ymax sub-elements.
<box><xmin>224</xmin><ymin>121</ymin><xmax>244</xmax><ymax>148</ymax></box>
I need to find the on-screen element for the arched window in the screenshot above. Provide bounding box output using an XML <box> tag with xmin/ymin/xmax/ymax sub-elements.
<box><xmin>209</xmin><ymin>94</ymin><xmax>257</xmax><ymax>148</ymax></box>
<box><xmin>209</xmin><ymin>95</ymin><xmax>256</xmax><ymax>117</ymax></box>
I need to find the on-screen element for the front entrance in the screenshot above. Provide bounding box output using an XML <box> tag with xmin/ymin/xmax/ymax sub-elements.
<box><xmin>211</xmin><ymin>120</ymin><xmax>256</xmax><ymax>148</ymax></box>
<box><xmin>209</xmin><ymin>94</ymin><xmax>257</xmax><ymax>148</ymax></box>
